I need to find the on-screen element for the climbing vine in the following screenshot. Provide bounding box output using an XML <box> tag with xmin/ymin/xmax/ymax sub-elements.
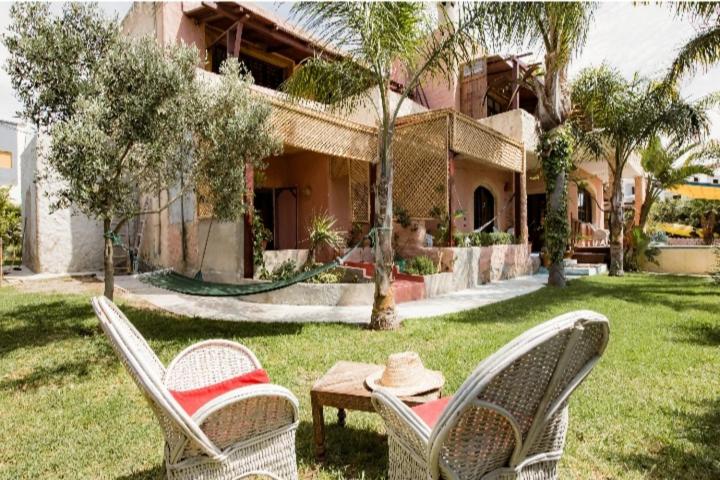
<box><xmin>539</xmin><ymin>127</ymin><xmax>575</xmax><ymax>266</ymax></box>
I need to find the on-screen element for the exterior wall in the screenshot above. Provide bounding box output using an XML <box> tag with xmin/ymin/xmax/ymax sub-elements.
<box><xmin>453</xmin><ymin>159</ymin><xmax>515</xmax><ymax>233</ymax></box>
<box><xmin>21</xmin><ymin>133</ymin><xmax>105</xmax><ymax>273</ymax></box>
<box><xmin>261</xmin><ymin>152</ymin><xmax>337</xmax><ymax>249</ymax></box>
<box><xmin>640</xmin><ymin>246</ymin><xmax>716</xmax><ymax>275</ymax></box>
<box><xmin>0</xmin><ymin>120</ymin><xmax>32</xmax><ymax>204</ymax></box>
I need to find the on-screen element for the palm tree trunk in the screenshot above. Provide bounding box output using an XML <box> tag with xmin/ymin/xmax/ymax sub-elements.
<box><xmin>546</xmin><ymin>167</ymin><xmax>567</xmax><ymax>287</ymax></box>
<box><xmin>103</xmin><ymin>218</ymin><xmax>115</xmax><ymax>300</ymax></box>
<box><xmin>609</xmin><ymin>171</ymin><xmax>624</xmax><ymax>276</ymax></box>
<box><xmin>638</xmin><ymin>183</ymin><xmax>654</xmax><ymax>231</ymax></box>
<box><xmin>370</xmin><ymin>127</ymin><xmax>398</xmax><ymax>330</ymax></box>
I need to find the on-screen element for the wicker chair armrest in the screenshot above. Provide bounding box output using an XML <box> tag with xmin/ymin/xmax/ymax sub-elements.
<box><xmin>165</xmin><ymin>340</ymin><xmax>263</xmax><ymax>391</ymax></box>
<box><xmin>372</xmin><ymin>388</ymin><xmax>431</xmax><ymax>463</ymax></box>
<box><xmin>192</xmin><ymin>384</ymin><xmax>300</xmax><ymax>451</ymax></box>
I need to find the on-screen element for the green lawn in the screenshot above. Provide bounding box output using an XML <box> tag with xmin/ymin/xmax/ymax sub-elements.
<box><xmin>0</xmin><ymin>274</ymin><xmax>718</xmax><ymax>479</ymax></box>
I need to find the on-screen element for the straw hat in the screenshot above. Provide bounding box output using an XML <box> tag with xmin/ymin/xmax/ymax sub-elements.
<box><xmin>365</xmin><ymin>352</ymin><xmax>444</xmax><ymax>397</ymax></box>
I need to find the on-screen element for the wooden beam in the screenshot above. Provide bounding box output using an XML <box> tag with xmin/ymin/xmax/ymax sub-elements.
<box><xmin>242</xmin><ymin>21</ymin><xmax>316</xmax><ymax>58</ymax></box>
<box><xmin>207</xmin><ymin>20</ymin><xmax>239</xmax><ymax>49</ymax></box>
<box><xmin>201</xmin><ymin>0</ymin><xmax>318</xmax><ymax>58</ymax></box>
<box><xmin>233</xmin><ymin>22</ymin><xmax>243</xmax><ymax>58</ymax></box>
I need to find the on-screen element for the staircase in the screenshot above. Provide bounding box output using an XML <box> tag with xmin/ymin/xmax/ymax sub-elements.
<box><xmin>572</xmin><ymin>246</ymin><xmax>610</xmax><ymax>266</ymax></box>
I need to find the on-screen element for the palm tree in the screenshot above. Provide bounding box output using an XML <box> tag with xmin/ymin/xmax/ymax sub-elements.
<box><xmin>283</xmin><ymin>3</ymin><xmax>486</xmax><ymax>329</ymax></box>
<box><xmin>472</xmin><ymin>2</ymin><xmax>597</xmax><ymax>287</ymax></box>
<box><xmin>666</xmin><ymin>3</ymin><xmax>720</xmax><ymax>85</ymax></box>
<box><xmin>572</xmin><ymin>66</ymin><xmax>714</xmax><ymax>275</ymax></box>
<box><xmin>638</xmin><ymin>135</ymin><xmax>718</xmax><ymax>230</ymax></box>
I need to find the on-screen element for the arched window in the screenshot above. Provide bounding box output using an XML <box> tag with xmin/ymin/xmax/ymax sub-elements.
<box><xmin>473</xmin><ymin>186</ymin><xmax>495</xmax><ymax>230</ymax></box>
<box><xmin>578</xmin><ymin>188</ymin><xmax>593</xmax><ymax>224</ymax></box>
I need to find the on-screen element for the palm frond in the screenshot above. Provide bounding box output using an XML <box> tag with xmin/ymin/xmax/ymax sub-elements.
<box><xmin>666</xmin><ymin>26</ymin><xmax>720</xmax><ymax>85</ymax></box>
<box><xmin>281</xmin><ymin>56</ymin><xmax>375</xmax><ymax>114</ymax></box>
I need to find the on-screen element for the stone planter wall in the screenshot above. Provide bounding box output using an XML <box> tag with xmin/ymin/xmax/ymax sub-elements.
<box><xmin>242</xmin><ymin>281</ymin><xmax>375</xmax><ymax>306</ymax></box>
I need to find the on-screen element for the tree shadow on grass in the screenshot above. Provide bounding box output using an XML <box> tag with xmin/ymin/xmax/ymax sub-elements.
<box><xmin>296</xmin><ymin>419</ymin><xmax>387</xmax><ymax>480</ymax></box>
<box><xmin>444</xmin><ymin>275</ymin><xmax>718</xmax><ymax>326</ymax></box>
<box><xmin>0</xmin><ymin>300</ymin><xmax>97</xmax><ymax>355</ymax></box>
<box><xmin>618</xmin><ymin>397</ymin><xmax>720</xmax><ymax>479</ymax></box>
<box><xmin>115</xmin><ymin>465</ymin><xmax>164</xmax><ymax>480</ymax></box>
<box><xmin>674</xmin><ymin>321</ymin><xmax>720</xmax><ymax>347</ymax></box>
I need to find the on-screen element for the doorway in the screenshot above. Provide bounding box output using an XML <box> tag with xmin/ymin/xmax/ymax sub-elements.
<box><xmin>473</xmin><ymin>186</ymin><xmax>495</xmax><ymax>230</ymax></box>
<box><xmin>254</xmin><ymin>187</ymin><xmax>298</xmax><ymax>250</ymax></box>
<box><xmin>527</xmin><ymin>193</ymin><xmax>546</xmax><ymax>252</ymax></box>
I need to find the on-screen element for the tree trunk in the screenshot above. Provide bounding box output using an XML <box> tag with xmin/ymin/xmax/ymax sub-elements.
<box><xmin>369</xmin><ymin>128</ymin><xmax>398</xmax><ymax>330</ymax></box>
<box><xmin>103</xmin><ymin>218</ymin><xmax>115</xmax><ymax>300</ymax></box>
<box><xmin>609</xmin><ymin>171</ymin><xmax>624</xmax><ymax>276</ymax></box>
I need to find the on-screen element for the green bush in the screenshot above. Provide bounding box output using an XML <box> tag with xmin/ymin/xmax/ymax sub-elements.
<box><xmin>467</xmin><ymin>231</ymin><xmax>514</xmax><ymax>247</ymax></box>
<box><xmin>405</xmin><ymin>255</ymin><xmax>438</xmax><ymax>276</ymax></box>
<box><xmin>0</xmin><ymin>187</ymin><xmax>22</xmax><ymax>265</ymax></box>
<box><xmin>261</xmin><ymin>259</ymin><xmax>298</xmax><ymax>281</ymax></box>
<box><xmin>304</xmin><ymin>262</ymin><xmax>344</xmax><ymax>284</ymax></box>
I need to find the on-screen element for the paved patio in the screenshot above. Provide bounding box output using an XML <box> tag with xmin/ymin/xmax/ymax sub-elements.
<box><xmin>113</xmin><ymin>274</ymin><xmax>548</xmax><ymax>324</ymax></box>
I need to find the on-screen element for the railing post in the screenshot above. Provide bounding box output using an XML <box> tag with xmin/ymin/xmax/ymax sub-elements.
<box><xmin>448</xmin><ymin>150</ymin><xmax>456</xmax><ymax>247</ymax></box>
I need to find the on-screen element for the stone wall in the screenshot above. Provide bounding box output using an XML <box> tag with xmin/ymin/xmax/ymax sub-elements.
<box><xmin>640</xmin><ymin>246</ymin><xmax>717</xmax><ymax>275</ymax></box>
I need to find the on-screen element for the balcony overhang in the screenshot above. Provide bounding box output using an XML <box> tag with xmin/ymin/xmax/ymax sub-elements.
<box><xmin>397</xmin><ymin>109</ymin><xmax>525</xmax><ymax>172</ymax></box>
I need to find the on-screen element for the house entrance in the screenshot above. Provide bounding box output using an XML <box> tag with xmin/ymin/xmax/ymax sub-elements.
<box><xmin>473</xmin><ymin>186</ymin><xmax>495</xmax><ymax>230</ymax></box>
<box><xmin>527</xmin><ymin>193</ymin><xmax>547</xmax><ymax>252</ymax></box>
<box><xmin>255</xmin><ymin>187</ymin><xmax>298</xmax><ymax>250</ymax></box>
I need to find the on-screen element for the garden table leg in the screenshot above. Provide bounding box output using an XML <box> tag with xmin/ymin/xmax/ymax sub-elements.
<box><xmin>311</xmin><ymin>393</ymin><xmax>325</xmax><ymax>460</ymax></box>
<box><xmin>337</xmin><ymin>408</ymin><xmax>346</xmax><ymax>427</ymax></box>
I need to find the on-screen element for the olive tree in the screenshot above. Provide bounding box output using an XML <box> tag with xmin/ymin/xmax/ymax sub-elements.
<box><xmin>5</xmin><ymin>4</ymin><xmax>281</xmax><ymax>299</ymax></box>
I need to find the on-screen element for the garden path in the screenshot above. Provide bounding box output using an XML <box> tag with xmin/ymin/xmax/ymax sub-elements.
<box><xmin>112</xmin><ymin>274</ymin><xmax>548</xmax><ymax>324</ymax></box>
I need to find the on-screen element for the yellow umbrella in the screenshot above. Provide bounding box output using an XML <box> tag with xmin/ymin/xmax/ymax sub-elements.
<box><xmin>667</xmin><ymin>183</ymin><xmax>720</xmax><ymax>200</ymax></box>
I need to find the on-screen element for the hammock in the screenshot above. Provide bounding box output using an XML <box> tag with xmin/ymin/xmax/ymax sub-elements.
<box><xmin>138</xmin><ymin>228</ymin><xmax>375</xmax><ymax>297</ymax></box>
<box><xmin>139</xmin><ymin>261</ymin><xmax>341</xmax><ymax>297</ymax></box>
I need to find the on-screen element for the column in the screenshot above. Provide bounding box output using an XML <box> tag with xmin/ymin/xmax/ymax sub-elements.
<box><xmin>243</xmin><ymin>164</ymin><xmax>254</xmax><ymax>278</ymax></box>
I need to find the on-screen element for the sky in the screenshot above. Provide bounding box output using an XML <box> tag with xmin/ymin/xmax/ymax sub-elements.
<box><xmin>0</xmin><ymin>1</ymin><xmax>718</xmax><ymax>139</ymax></box>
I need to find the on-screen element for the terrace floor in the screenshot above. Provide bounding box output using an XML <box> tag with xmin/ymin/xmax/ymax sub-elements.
<box><xmin>112</xmin><ymin>273</ymin><xmax>548</xmax><ymax>323</ymax></box>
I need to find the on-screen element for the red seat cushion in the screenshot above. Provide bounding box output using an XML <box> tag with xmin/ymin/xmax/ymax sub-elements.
<box><xmin>411</xmin><ymin>396</ymin><xmax>452</xmax><ymax>429</ymax></box>
<box><xmin>170</xmin><ymin>369</ymin><xmax>270</xmax><ymax>416</ymax></box>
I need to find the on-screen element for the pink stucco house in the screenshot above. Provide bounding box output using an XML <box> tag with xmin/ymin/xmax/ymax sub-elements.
<box><xmin>121</xmin><ymin>2</ymin><xmax>645</xmax><ymax>283</ymax></box>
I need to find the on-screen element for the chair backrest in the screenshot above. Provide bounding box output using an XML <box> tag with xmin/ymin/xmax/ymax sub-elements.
<box><xmin>428</xmin><ymin>310</ymin><xmax>609</xmax><ymax>480</ymax></box>
<box><xmin>91</xmin><ymin>296</ymin><xmax>219</xmax><ymax>460</ymax></box>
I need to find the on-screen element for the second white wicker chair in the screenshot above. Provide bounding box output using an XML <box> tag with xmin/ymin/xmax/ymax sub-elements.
<box><xmin>91</xmin><ymin>296</ymin><xmax>299</xmax><ymax>480</ymax></box>
<box><xmin>372</xmin><ymin>310</ymin><xmax>610</xmax><ymax>480</ymax></box>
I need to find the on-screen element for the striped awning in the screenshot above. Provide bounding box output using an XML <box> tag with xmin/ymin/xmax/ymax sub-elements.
<box><xmin>668</xmin><ymin>183</ymin><xmax>720</xmax><ymax>200</ymax></box>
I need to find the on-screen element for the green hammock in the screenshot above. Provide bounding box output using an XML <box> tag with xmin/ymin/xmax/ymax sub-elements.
<box><xmin>138</xmin><ymin>227</ymin><xmax>378</xmax><ymax>297</ymax></box>
<box><xmin>138</xmin><ymin>260</ymin><xmax>341</xmax><ymax>297</ymax></box>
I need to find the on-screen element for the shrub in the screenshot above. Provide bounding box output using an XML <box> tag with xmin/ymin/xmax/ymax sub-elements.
<box><xmin>308</xmin><ymin>211</ymin><xmax>344</xmax><ymax>263</ymax></box>
<box><xmin>467</xmin><ymin>231</ymin><xmax>514</xmax><ymax>247</ymax></box>
<box><xmin>405</xmin><ymin>255</ymin><xmax>438</xmax><ymax>276</ymax></box>
<box><xmin>304</xmin><ymin>263</ymin><xmax>343</xmax><ymax>284</ymax></box>
<box><xmin>261</xmin><ymin>259</ymin><xmax>297</xmax><ymax>281</ymax></box>
<box><xmin>0</xmin><ymin>188</ymin><xmax>22</xmax><ymax>265</ymax></box>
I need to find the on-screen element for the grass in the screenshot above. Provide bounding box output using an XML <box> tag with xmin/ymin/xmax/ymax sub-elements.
<box><xmin>0</xmin><ymin>274</ymin><xmax>719</xmax><ymax>479</ymax></box>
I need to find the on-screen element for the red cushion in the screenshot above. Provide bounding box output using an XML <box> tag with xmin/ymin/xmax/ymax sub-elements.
<box><xmin>170</xmin><ymin>369</ymin><xmax>270</xmax><ymax>416</ymax></box>
<box><xmin>411</xmin><ymin>396</ymin><xmax>452</xmax><ymax>428</ymax></box>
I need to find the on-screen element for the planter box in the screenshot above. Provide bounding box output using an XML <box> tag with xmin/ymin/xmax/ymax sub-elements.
<box><xmin>242</xmin><ymin>282</ymin><xmax>374</xmax><ymax>306</ymax></box>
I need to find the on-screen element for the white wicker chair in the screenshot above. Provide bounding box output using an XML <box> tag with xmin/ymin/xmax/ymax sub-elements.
<box><xmin>372</xmin><ymin>310</ymin><xmax>610</xmax><ymax>480</ymax></box>
<box><xmin>91</xmin><ymin>296</ymin><xmax>299</xmax><ymax>480</ymax></box>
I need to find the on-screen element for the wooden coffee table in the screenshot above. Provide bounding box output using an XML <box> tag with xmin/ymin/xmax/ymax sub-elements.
<box><xmin>311</xmin><ymin>361</ymin><xmax>442</xmax><ymax>459</ymax></box>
